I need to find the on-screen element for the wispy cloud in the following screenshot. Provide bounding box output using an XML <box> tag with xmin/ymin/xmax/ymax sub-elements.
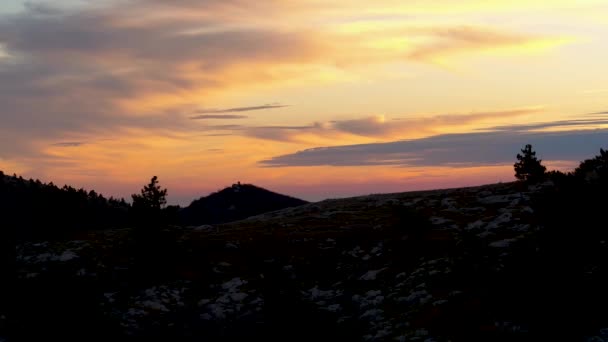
<box><xmin>190</xmin><ymin>114</ymin><xmax>248</xmax><ymax>120</ymax></box>
<box><xmin>484</xmin><ymin>118</ymin><xmax>608</xmax><ymax>131</ymax></box>
<box><xmin>51</xmin><ymin>141</ymin><xmax>87</xmax><ymax>147</ymax></box>
<box><xmin>333</xmin><ymin>108</ymin><xmax>540</xmax><ymax>137</ymax></box>
<box><xmin>204</xmin><ymin>124</ymin><xmax>244</xmax><ymax>131</ymax></box>
<box><xmin>406</xmin><ymin>26</ymin><xmax>566</xmax><ymax>63</ymax></box>
<box><xmin>202</xmin><ymin>133</ymin><xmax>237</xmax><ymax>137</ymax></box>
<box><xmin>242</xmin><ymin>107</ymin><xmax>541</xmax><ymax>142</ymax></box>
<box><xmin>244</xmin><ymin>123</ymin><xmax>324</xmax><ymax>142</ymax></box>
<box><xmin>195</xmin><ymin>104</ymin><xmax>288</xmax><ymax>114</ymax></box>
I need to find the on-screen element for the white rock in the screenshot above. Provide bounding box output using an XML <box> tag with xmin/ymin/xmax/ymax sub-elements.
<box><xmin>142</xmin><ymin>300</ymin><xmax>169</xmax><ymax>312</ymax></box>
<box><xmin>56</xmin><ymin>250</ymin><xmax>78</xmax><ymax>261</ymax></box>
<box><xmin>366</xmin><ymin>290</ymin><xmax>382</xmax><ymax>297</ymax></box>
<box><xmin>308</xmin><ymin>286</ymin><xmax>335</xmax><ymax>300</ymax></box>
<box><xmin>370</xmin><ymin>243</ymin><xmax>383</xmax><ymax>255</ymax></box>
<box><xmin>222</xmin><ymin>277</ymin><xmax>246</xmax><ymax>290</ymax></box>
<box><xmin>478</xmin><ymin>195</ymin><xmax>510</xmax><ymax>204</ymax></box>
<box><xmin>465</xmin><ymin>220</ymin><xmax>485</xmax><ymax>231</ymax></box>
<box><xmin>230</xmin><ymin>292</ymin><xmax>248</xmax><ymax>302</ymax></box>
<box><xmin>359</xmin><ymin>268</ymin><xmax>387</xmax><ymax>281</ymax></box>
<box><xmin>486</xmin><ymin>212</ymin><xmax>512</xmax><ymax>229</ymax></box>
<box><xmin>197</xmin><ymin>299</ymin><xmax>211</xmax><ymax>307</ymax></box>
<box><xmin>432</xmin><ymin>299</ymin><xmax>448</xmax><ymax>306</ymax></box>
<box><xmin>489</xmin><ymin>238</ymin><xmax>517</xmax><ymax>248</ymax></box>
<box><xmin>359</xmin><ymin>308</ymin><xmax>383</xmax><ymax>320</ymax></box>
<box><xmin>194</xmin><ymin>225</ymin><xmax>215</xmax><ymax>232</ymax></box>
<box><xmin>324</xmin><ymin>304</ymin><xmax>342</xmax><ymax>312</ymax></box>
<box><xmin>430</xmin><ymin>216</ymin><xmax>450</xmax><ymax>225</ymax></box>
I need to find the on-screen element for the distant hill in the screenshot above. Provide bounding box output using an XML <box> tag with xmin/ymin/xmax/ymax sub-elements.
<box><xmin>179</xmin><ymin>183</ymin><xmax>308</xmax><ymax>226</ymax></box>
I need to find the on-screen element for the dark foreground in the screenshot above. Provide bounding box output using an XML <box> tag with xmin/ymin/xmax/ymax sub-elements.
<box><xmin>9</xmin><ymin>181</ymin><xmax>608</xmax><ymax>341</ymax></box>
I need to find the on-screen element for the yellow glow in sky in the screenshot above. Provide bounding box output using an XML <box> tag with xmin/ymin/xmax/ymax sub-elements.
<box><xmin>0</xmin><ymin>0</ymin><xmax>607</xmax><ymax>204</ymax></box>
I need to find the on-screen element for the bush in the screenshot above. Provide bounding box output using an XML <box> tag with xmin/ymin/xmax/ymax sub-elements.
<box><xmin>574</xmin><ymin>148</ymin><xmax>608</xmax><ymax>184</ymax></box>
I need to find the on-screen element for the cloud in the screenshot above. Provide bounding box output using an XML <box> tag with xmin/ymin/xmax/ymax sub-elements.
<box><xmin>241</xmin><ymin>108</ymin><xmax>540</xmax><ymax>142</ymax></box>
<box><xmin>260</xmin><ymin>129</ymin><xmax>608</xmax><ymax>167</ymax></box>
<box><xmin>190</xmin><ymin>114</ymin><xmax>248</xmax><ymax>120</ymax></box>
<box><xmin>333</xmin><ymin>108</ymin><xmax>540</xmax><ymax>137</ymax></box>
<box><xmin>331</xmin><ymin>115</ymin><xmax>390</xmax><ymax>136</ymax></box>
<box><xmin>406</xmin><ymin>26</ymin><xmax>567</xmax><ymax>63</ymax></box>
<box><xmin>0</xmin><ymin>0</ymin><xmax>575</xmax><ymax>169</ymax></box>
<box><xmin>202</xmin><ymin>133</ymin><xmax>236</xmax><ymax>137</ymax></box>
<box><xmin>51</xmin><ymin>142</ymin><xmax>87</xmax><ymax>147</ymax></box>
<box><xmin>244</xmin><ymin>124</ymin><xmax>323</xmax><ymax>142</ymax></box>
<box><xmin>195</xmin><ymin>104</ymin><xmax>288</xmax><ymax>114</ymax></box>
<box><xmin>0</xmin><ymin>2</ymin><xmax>323</xmax><ymax>158</ymax></box>
<box><xmin>22</xmin><ymin>1</ymin><xmax>62</xmax><ymax>15</ymax></box>
<box><xmin>485</xmin><ymin>118</ymin><xmax>608</xmax><ymax>132</ymax></box>
<box><xmin>204</xmin><ymin>124</ymin><xmax>244</xmax><ymax>131</ymax></box>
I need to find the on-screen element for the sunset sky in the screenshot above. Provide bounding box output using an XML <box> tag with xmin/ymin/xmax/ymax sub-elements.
<box><xmin>1</xmin><ymin>0</ymin><xmax>607</xmax><ymax>205</ymax></box>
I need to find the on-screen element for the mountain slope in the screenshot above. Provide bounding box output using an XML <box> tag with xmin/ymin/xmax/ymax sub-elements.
<box><xmin>179</xmin><ymin>183</ymin><xmax>308</xmax><ymax>226</ymax></box>
<box><xmin>13</xmin><ymin>180</ymin><xmax>608</xmax><ymax>341</ymax></box>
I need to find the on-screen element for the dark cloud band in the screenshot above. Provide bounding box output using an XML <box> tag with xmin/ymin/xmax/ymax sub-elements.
<box><xmin>260</xmin><ymin>129</ymin><xmax>608</xmax><ymax>168</ymax></box>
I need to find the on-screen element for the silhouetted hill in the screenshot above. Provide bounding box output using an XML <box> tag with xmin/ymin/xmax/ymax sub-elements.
<box><xmin>180</xmin><ymin>183</ymin><xmax>308</xmax><ymax>226</ymax></box>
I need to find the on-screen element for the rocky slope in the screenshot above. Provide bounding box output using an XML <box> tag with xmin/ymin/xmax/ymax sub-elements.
<box><xmin>11</xmin><ymin>181</ymin><xmax>608</xmax><ymax>341</ymax></box>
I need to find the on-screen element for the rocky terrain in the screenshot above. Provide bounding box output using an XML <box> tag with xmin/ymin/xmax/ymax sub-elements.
<box><xmin>11</xmin><ymin>181</ymin><xmax>608</xmax><ymax>341</ymax></box>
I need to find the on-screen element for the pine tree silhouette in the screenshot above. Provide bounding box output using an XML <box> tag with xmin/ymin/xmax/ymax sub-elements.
<box><xmin>132</xmin><ymin>176</ymin><xmax>167</xmax><ymax>211</ymax></box>
<box><xmin>514</xmin><ymin>144</ymin><xmax>546</xmax><ymax>183</ymax></box>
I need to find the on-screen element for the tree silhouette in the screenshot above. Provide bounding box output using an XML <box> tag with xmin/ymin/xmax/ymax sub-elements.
<box><xmin>574</xmin><ymin>148</ymin><xmax>608</xmax><ymax>183</ymax></box>
<box><xmin>129</xmin><ymin>176</ymin><xmax>169</xmax><ymax>283</ymax></box>
<box><xmin>132</xmin><ymin>176</ymin><xmax>167</xmax><ymax>211</ymax></box>
<box><xmin>514</xmin><ymin>144</ymin><xmax>546</xmax><ymax>183</ymax></box>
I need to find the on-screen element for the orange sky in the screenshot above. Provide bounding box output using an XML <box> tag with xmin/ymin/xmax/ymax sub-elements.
<box><xmin>1</xmin><ymin>0</ymin><xmax>607</xmax><ymax>204</ymax></box>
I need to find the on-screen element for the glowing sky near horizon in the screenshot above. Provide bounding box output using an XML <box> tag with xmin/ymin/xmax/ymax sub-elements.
<box><xmin>1</xmin><ymin>0</ymin><xmax>607</xmax><ymax>205</ymax></box>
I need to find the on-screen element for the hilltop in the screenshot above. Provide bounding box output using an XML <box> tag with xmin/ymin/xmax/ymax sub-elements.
<box><xmin>180</xmin><ymin>183</ymin><xmax>308</xmax><ymax>226</ymax></box>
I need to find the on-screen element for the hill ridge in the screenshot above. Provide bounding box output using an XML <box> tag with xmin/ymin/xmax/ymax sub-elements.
<box><xmin>180</xmin><ymin>182</ymin><xmax>308</xmax><ymax>226</ymax></box>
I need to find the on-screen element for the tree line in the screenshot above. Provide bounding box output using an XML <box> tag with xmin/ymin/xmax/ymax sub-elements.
<box><xmin>0</xmin><ymin>172</ymin><xmax>176</xmax><ymax>240</ymax></box>
<box><xmin>513</xmin><ymin>143</ymin><xmax>608</xmax><ymax>186</ymax></box>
